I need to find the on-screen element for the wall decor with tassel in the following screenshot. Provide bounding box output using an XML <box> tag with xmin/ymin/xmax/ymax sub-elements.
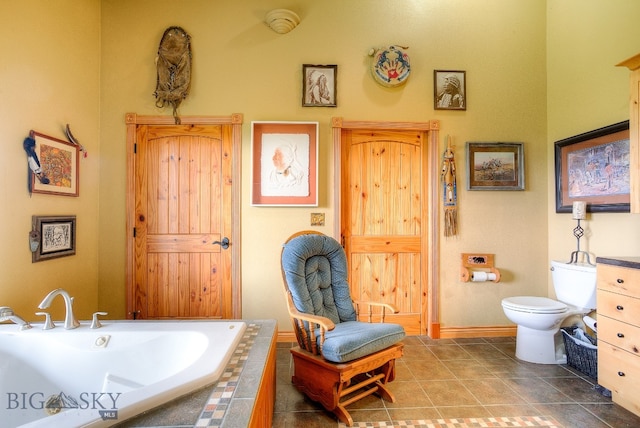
<box><xmin>441</xmin><ymin>136</ymin><xmax>458</xmax><ymax>236</ymax></box>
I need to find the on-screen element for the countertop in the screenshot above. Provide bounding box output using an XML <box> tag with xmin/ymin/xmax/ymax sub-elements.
<box><xmin>596</xmin><ymin>256</ymin><xmax>640</xmax><ymax>270</ymax></box>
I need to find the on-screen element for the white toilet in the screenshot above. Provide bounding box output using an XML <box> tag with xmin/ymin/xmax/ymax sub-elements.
<box><xmin>501</xmin><ymin>260</ymin><xmax>597</xmax><ymax>364</ymax></box>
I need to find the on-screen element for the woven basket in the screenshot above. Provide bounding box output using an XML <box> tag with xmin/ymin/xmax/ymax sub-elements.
<box><xmin>561</xmin><ymin>326</ymin><xmax>597</xmax><ymax>380</ymax></box>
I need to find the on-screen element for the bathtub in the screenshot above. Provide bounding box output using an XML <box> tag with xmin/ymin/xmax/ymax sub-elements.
<box><xmin>0</xmin><ymin>320</ymin><xmax>246</xmax><ymax>427</ymax></box>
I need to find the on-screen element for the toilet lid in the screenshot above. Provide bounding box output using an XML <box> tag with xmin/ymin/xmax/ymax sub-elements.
<box><xmin>502</xmin><ymin>296</ymin><xmax>568</xmax><ymax>314</ymax></box>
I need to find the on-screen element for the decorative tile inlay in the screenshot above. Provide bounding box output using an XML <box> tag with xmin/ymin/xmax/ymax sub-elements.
<box><xmin>194</xmin><ymin>323</ymin><xmax>260</xmax><ymax>428</ymax></box>
<box><xmin>340</xmin><ymin>416</ymin><xmax>563</xmax><ymax>428</ymax></box>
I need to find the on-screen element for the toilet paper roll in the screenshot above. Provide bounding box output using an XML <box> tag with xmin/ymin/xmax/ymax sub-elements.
<box><xmin>471</xmin><ymin>271</ymin><xmax>497</xmax><ymax>282</ymax></box>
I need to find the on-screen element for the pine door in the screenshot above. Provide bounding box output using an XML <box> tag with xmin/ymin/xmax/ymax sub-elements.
<box><xmin>125</xmin><ymin>114</ymin><xmax>242</xmax><ymax>319</ymax></box>
<box><xmin>339</xmin><ymin>124</ymin><xmax>437</xmax><ymax>336</ymax></box>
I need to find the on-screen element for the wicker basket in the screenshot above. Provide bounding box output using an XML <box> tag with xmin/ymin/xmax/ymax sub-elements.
<box><xmin>561</xmin><ymin>326</ymin><xmax>597</xmax><ymax>380</ymax></box>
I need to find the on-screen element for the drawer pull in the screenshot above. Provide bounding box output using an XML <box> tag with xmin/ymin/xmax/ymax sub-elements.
<box><xmin>616</xmin><ymin>278</ymin><xmax>624</xmax><ymax>284</ymax></box>
<box><xmin>618</xmin><ymin>371</ymin><xmax>626</xmax><ymax>377</ymax></box>
<box><xmin>617</xmin><ymin>333</ymin><xmax>625</xmax><ymax>338</ymax></box>
<box><xmin>616</xmin><ymin>305</ymin><xmax>624</xmax><ymax>311</ymax></box>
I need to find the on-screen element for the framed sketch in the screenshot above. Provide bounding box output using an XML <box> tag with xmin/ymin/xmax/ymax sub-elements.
<box><xmin>29</xmin><ymin>131</ymin><xmax>79</xmax><ymax>196</ymax></box>
<box><xmin>555</xmin><ymin>120</ymin><xmax>630</xmax><ymax>213</ymax></box>
<box><xmin>466</xmin><ymin>142</ymin><xmax>525</xmax><ymax>190</ymax></box>
<box><xmin>302</xmin><ymin>64</ymin><xmax>337</xmax><ymax>107</ymax></box>
<box><xmin>251</xmin><ymin>121</ymin><xmax>319</xmax><ymax>206</ymax></box>
<box><xmin>434</xmin><ymin>70</ymin><xmax>466</xmax><ymax>110</ymax></box>
<box><xmin>32</xmin><ymin>215</ymin><xmax>76</xmax><ymax>262</ymax></box>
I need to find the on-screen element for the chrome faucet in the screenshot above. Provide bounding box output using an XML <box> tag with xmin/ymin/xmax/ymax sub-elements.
<box><xmin>38</xmin><ymin>289</ymin><xmax>80</xmax><ymax>329</ymax></box>
<box><xmin>0</xmin><ymin>306</ymin><xmax>32</xmax><ymax>330</ymax></box>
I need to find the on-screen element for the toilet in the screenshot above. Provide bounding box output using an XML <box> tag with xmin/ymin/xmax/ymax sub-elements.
<box><xmin>501</xmin><ymin>260</ymin><xmax>597</xmax><ymax>364</ymax></box>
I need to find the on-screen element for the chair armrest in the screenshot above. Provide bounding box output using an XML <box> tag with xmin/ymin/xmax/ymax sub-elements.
<box><xmin>284</xmin><ymin>290</ymin><xmax>334</xmax><ymax>355</ymax></box>
<box><xmin>289</xmin><ymin>310</ymin><xmax>335</xmax><ymax>332</ymax></box>
<box><xmin>353</xmin><ymin>300</ymin><xmax>399</xmax><ymax>323</ymax></box>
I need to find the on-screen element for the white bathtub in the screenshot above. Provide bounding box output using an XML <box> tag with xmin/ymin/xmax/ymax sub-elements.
<box><xmin>0</xmin><ymin>320</ymin><xmax>246</xmax><ymax>427</ymax></box>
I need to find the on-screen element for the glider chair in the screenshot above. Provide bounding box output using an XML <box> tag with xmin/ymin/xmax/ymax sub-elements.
<box><xmin>280</xmin><ymin>231</ymin><xmax>405</xmax><ymax>426</ymax></box>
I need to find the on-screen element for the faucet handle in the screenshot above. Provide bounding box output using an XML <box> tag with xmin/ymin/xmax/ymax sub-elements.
<box><xmin>35</xmin><ymin>312</ymin><xmax>55</xmax><ymax>330</ymax></box>
<box><xmin>91</xmin><ymin>312</ymin><xmax>108</xmax><ymax>329</ymax></box>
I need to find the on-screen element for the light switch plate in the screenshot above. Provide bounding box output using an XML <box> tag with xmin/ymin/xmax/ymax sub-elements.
<box><xmin>310</xmin><ymin>213</ymin><xmax>325</xmax><ymax>226</ymax></box>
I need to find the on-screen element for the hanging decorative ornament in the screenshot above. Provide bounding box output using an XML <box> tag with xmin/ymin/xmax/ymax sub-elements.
<box><xmin>154</xmin><ymin>26</ymin><xmax>192</xmax><ymax>124</ymax></box>
<box><xmin>369</xmin><ymin>45</ymin><xmax>411</xmax><ymax>87</ymax></box>
<box><xmin>441</xmin><ymin>135</ymin><xmax>458</xmax><ymax>237</ymax></box>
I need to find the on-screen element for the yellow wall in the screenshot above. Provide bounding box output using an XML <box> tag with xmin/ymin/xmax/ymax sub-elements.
<box><xmin>0</xmin><ymin>0</ymin><xmax>101</xmax><ymax>321</ymax></box>
<box><xmin>547</xmin><ymin>1</ymin><xmax>640</xmax><ymax>297</ymax></box>
<box><xmin>2</xmin><ymin>1</ymin><xmax>640</xmax><ymax>335</ymax></box>
<box><xmin>99</xmin><ymin>0</ymin><xmax>548</xmax><ymax>330</ymax></box>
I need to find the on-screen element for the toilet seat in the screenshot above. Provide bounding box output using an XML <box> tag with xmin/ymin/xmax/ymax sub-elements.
<box><xmin>501</xmin><ymin>296</ymin><xmax>568</xmax><ymax>314</ymax></box>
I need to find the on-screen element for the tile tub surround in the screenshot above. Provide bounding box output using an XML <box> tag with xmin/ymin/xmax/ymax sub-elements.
<box><xmin>274</xmin><ymin>336</ymin><xmax>640</xmax><ymax>428</ymax></box>
<box><xmin>115</xmin><ymin>319</ymin><xmax>276</xmax><ymax>428</ymax></box>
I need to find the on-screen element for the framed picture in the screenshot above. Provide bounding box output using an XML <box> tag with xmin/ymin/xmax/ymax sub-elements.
<box><xmin>434</xmin><ymin>70</ymin><xmax>466</xmax><ymax>110</ymax></box>
<box><xmin>251</xmin><ymin>121</ymin><xmax>319</xmax><ymax>206</ymax></box>
<box><xmin>29</xmin><ymin>131</ymin><xmax>80</xmax><ymax>196</ymax></box>
<box><xmin>555</xmin><ymin>120</ymin><xmax>630</xmax><ymax>213</ymax></box>
<box><xmin>32</xmin><ymin>215</ymin><xmax>76</xmax><ymax>262</ymax></box>
<box><xmin>302</xmin><ymin>64</ymin><xmax>337</xmax><ymax>107</ymax></box>
<box><xmin>466</xmin><ymin>142</ymin><xmax>525</xmax><ymax>190</ymax></box>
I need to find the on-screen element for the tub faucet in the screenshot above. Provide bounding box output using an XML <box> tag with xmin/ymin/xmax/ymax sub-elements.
<box><xmin>0</xmin><ymin>306</ymin><xmax>32</xmax><ymax>330</ymax></box>
<box><xmin>38</xmin><ymin>289</ymin><xmax>80</xmax><ymax>329</ymax></box>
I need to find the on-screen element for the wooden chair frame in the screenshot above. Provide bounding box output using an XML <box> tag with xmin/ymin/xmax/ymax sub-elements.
<box><xmin>281</xmin><ymin>231</ymin><xmax>404</xmax><ymax>426</ymax></box>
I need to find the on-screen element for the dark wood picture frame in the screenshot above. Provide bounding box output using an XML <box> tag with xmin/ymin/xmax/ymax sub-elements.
<box><xmin>554</xmin><ymin>121</ymin><xmax>630</xmax><ymax>213</ymax></box>
<box><xmin>434</xmin><ymin>70</ymin><xmax>466</xmax><ymax>110</ymax></box>
<box><xmin>302</xmin><ymin>64</ymin><xmax>337</xmax><ymax>107</ymax></box>
<box><xmin>32</xmin><ymin>215</ymin><xmax>77</xmax><ymax>262</ymax></box>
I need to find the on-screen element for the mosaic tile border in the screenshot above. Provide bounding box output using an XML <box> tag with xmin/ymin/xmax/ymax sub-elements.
<box><xmin>340</xmin><ymin>416</ymin><xmax>563</xmax><ymax>428</ymax></box>
<box><xmin>195</xmin><ymin>323</ymin><xmax>260</xmax><ymax>428</ymax></box>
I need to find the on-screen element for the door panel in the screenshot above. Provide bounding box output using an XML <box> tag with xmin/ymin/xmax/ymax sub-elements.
<box><xmin>342</xmin><ymin>129</ymin><xmax>426</xmax><ymax>335</ymax></box>
<box><xmin>133</xmin><ymin>124</ymin><xmax>231</xmax><ymax>319</ymax></box>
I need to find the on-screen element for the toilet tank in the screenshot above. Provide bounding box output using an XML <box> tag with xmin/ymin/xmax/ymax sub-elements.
<box><xmin>550</xmin><ymin>260</ymin><xmax>597</xmax><ymax>310</ymax></box>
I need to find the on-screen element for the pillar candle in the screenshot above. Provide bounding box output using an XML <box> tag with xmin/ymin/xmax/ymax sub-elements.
<box><xmin>572</xmin><ymin>201</ymin><xmax>586</xmax><ymax>220</ymax></box>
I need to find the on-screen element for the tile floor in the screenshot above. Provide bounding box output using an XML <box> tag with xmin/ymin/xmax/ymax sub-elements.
<box><xmin>273</xmin><ymin>336</ymin><xmax>640</xmax><ymax>428</ymax></box>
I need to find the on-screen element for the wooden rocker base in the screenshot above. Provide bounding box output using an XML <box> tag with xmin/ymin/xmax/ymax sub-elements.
<box><xmin>290</xmin><ymin>343</ymin><xmax>404</xmax><ymax>427</ymax></box>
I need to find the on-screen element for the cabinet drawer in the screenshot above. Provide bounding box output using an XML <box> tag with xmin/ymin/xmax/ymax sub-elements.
<box><xmin>598</xmin><ymin>342</ymin><xmax>640</xmax><ymax>408</ymax></box>
<box><xmin>598</xmin><ymin>315</ymin><xmax>640</xmax><ymax>356</ymax></box>
<box><xmin>597</xmin><ymin>290</ymin><xmax>640</xmax><ymax>326</ymax></box>
<box><xmin>598</xmin><ymin>264</ymin><xmax>640</xmax><ymax>299</ymax></box>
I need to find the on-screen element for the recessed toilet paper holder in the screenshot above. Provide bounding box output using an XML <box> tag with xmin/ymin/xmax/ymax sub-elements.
<box><xmin>460</xmin><ymin>253</ymin><xmax>501</xmax><ymax>282</ymax></box>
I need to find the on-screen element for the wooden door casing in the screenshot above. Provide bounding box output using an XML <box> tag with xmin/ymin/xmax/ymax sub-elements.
<box><xmin>125</xmin><ymin>113</ymin><xmax>243</xmax><ymax>320</ymax></box>
<box><xmin>333</xmin><ymin>118</ymin><xmax>440</xmax><ymax>337</ymax></box>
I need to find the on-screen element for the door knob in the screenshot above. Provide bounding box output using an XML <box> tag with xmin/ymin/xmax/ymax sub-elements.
<box><xmin>213</xmin><ymin>237</ymin><xmax>230</xmax><ymax>249</ymax></box>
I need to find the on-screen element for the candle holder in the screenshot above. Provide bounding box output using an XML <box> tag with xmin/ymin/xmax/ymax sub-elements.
<box><xmin>568</xmin><ymin>201</ymin><xmax>593</xmax><ymax>265</ymax></box>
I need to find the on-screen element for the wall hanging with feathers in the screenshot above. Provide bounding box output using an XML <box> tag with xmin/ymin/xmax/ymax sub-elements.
<box><xmin>154</xmin><ymin>26</ymin><xmax>192</xmax><ymax>124</ymax></box>
<box><xmin>441</xmin><ymin>136</ymin><xmax>458</xmax><ymax>236</ymax></box>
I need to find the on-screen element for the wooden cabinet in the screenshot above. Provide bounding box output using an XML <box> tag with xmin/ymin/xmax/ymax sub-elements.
<box><xmin>597</xmin><ymin>261</ymin><xmax>640</xmax><ymax>417</ymax></box>
<box><xmin>617</xmin><ymin>53</ymin><xmax>640</xmax><ymax>213</ymax></box>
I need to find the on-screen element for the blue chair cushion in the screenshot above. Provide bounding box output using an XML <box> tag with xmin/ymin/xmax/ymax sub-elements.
<box><xmin>282</xmin><ymin>233</ymin><xmax>356</xmax><ymax>324</ymax></box>
<box><xmin>319</xmin><ymin>321</ymin><xmax>405</xmax><ymax>363</ymax></box>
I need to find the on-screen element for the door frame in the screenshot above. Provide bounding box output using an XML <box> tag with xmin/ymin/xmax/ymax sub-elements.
<box><xmin>331</xmin><ymin>117</ymin><xmax>441</xmax><ymax>338</ymax></box>
<box><xmin>124</xmin><ymin>113</ymin><xmax>244</xmax><ymax>319</ymax></box>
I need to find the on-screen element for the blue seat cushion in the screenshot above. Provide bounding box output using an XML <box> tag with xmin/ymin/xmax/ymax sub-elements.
<box><xmin>318</xmin><ymin>320</ymin><xmax>405</xmax><ymax>363</ymax></box>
